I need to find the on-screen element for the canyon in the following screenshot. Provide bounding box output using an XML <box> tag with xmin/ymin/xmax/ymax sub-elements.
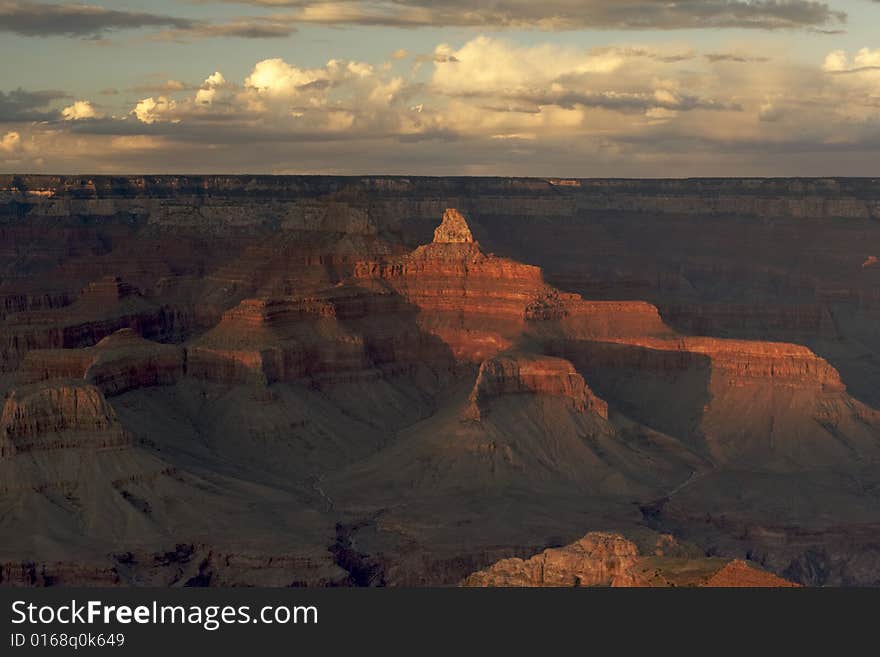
<box><xmin>2</xmin><ymin>175</ymin><xmax>880</xmax><ymax>586</ymax></box>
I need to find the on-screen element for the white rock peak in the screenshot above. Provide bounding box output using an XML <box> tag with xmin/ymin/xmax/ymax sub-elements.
<box><xmin>433</xmin><ymin>208</ymin><xmax>475</xmax><ymax>244</ymax></box>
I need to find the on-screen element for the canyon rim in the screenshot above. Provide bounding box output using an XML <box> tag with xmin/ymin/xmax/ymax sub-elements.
<box><xmin>1</xmin><ymin>175</ymin><xmax>879</xmax><ymax>587</ymax></box>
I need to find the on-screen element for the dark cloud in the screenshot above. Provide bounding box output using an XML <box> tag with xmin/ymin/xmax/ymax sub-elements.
<box><xmin>217</xmin><ymin>0</ymin><xmax>846</xmax><ymax>31</ymax></box>
<box><xmin>0</xmin><ymin>1</ymin><xmax>296</xmax><ymax>40</ymax></box>
<box><xmin>0</xmin><ymin>1</ymin><xmax>196</xmax><ymax>37</ymax></box>
<box><xmin>152</xmin><ymin>19</ymin><xmax>297</xmax><ymax>42</ymax></box>
<box><xmin>194</xmin><ymin>20</ymin><xmax>296</xmax><ymax>38</ymax></box>
<box><xmin>512</xmin><ymin>89</ymin><xmax>742</xmax><ymax>113</ymax></box>
<box><xmin>704</xmin><ymin>52</ymin><xmax>771</xmax><ymax>62</ymax></box>
<box><xmin>0</xmin><ymin>88</ymin><xmax>66</xmax><ymax>121</ymax></box>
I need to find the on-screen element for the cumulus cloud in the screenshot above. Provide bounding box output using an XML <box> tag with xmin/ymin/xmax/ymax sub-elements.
<box><xmin>61</xmin><ymin>100</ymin><xmax>101</xmax><ymax>120</ymax></box>
<box><xmin>824</xmin><ymin>48</ymin><xmax>880</xmax><ymax>73</ymax></box>
<box><xmin>430</xmin><ymin>37</ymin><xmax>737</xmax><ymax>117</ymax></box>
<box><xmin>243</xmin><ymin>57</ymin><xmax>377</xmax><ymax>106</ymax></box>
<box><xmin>8</xmin><ymin>33</ymin><xmax>880</xmax><ymax>176</ymax></box>
<box><xmin>0</xmin><ymin>130</ymin><xmax>22</xmax><ymax>154</ymax></box>
<box><xmin>212</xmin><ymin>0</ymin><xmax>846</xmax><ymax>31</ymax></box>
<box><xmin>195</xmin><ymin>72</ymin><xmax>228</xmax><ymax>105</ymax></box>
<box><xmin>133</xmin><ymin>96</ymin><xmax>178</xmax><ymax>124</ymax></box>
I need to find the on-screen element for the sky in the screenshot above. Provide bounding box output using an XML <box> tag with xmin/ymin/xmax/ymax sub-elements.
<box><xmin>2</xmin><ymin>0</ymin><xmax>880</xmax><ymax>176</ymax></box>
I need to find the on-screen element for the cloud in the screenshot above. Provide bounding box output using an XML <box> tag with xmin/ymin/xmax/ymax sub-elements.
<box><xmin>244</xmin><ymin>57</ymin><xmax>374</xmax><ymax>98</ymax></box>
<box><xmin>196</xmin><ymin>72</ymin><xmax>228</xmax><ymax>105</ymax></box>
<box><xmin>0</xmin><ymin>1</ymin><xmax>195</xmax><ymax>37</ymax></box>
<box><xmin>823</xmin><ymin>48</ymin><xmax>880</xmax><ymax>73</ymax></box>
<box><xmin>429</xmin><ymin>37</ymin><xmax>737</xmax><ymax>117</ymax></box>
<box><xmin>705</xmin><ymin>52</ymin><xmax>771</xmax><ymax>63</ymax></box>
<box><xmin>0</xmin><ymin>1</ymin><xmax>298</xmax><ymax>41</ymax></box>
<box><xmin>61</xmin><ymin>100</ymin><xmax>101</xmax><ymax>120</ymax></box>
<box><xmin>133</xmin><ymin>96</ymin><xmax>178</xmax><ymax>124</ymax></box>
<box><xmin>151</xmin><ymin>18</ymin><xmax>297</xmax><ymax>42</ymax></box>
<box><xmin>127</xmin><ymin>80</ymin><xmax>189</xmax><ymax>95</ymax></box>
<box><xmin>212</xmin><ymin>0</ymin><xmax>846</xmax><ymax>31</ymax></box>
<box><xmin>8</xmin><ymin>34</ymin><xmax>880</xmax><ymax>177</ymax></box>
<box><xmin>0</xmin><ymin>88</ymin><xmax>66</xmax><ymax>121</ymax></box>
<box><xmin>0</xmin><ymin>130</ymin><xmax>22</xmax><ymax>153</ymax></box>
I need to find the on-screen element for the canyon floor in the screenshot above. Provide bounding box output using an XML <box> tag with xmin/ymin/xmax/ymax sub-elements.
<box><xmin>2</xmin><ymin>175</ymin><xmax>880</xmax><ymax>586</ymax></box>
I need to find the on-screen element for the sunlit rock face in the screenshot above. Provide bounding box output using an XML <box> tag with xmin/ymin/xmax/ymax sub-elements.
<box><xmin>460</xmin><ymin>532</ymin><xmax>799</xmax><ymax>588</ymax></box>
<box><xmin>465</xmin><ymin>353</ymin><xmax>608</xmax><ymax>421</ymax></box>
<box><xmin>1</xmin><ymin>175</ymin><xmax>880</xmax><ymax>587</ymax></box>
<box><xmin>433</xmin><ymin>208</ymin><xmax>475</xmax><ymax>244</ymax></box>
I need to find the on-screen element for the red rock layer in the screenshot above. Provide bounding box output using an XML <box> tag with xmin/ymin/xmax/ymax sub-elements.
<box><xmin>461</xmin><ymin>532</ymin><xmax>800</xmax><ymax>588</ymax></box>
<box><xmin>0</xmin><ymin>381</ymin><xmax>130</xmax><ymax>456</ymax></box>
<box><xmin>460</xmin><ymin>533</ymin><xmax>641</xmax><ymax>587</ymax></box>
<box><xmin>187</xmin><ymin>285</ymin><xmax>455</xmax><ymax>385</ymax></box>
<box><xmin>354</xmin><ymin>209</ymin><xmax>548</xmax><ymax>362</ymax></box>
<box><xmin>19</xmin><ymin>329</ymin><xmax>184</xmax><ymax>396</ymax></box>
<box><xmin>610</xmin><ymin>337</ymin><xmax>844</xmax><ymax>389</ymax></box>
<box><xmin>527</xmin><ymin>290</ymin><xmax>673</xmax><ymax>339</ymax></box>
<box><xmin>553</xmin><ymin>335</ymin><xmax>843</xmax><ymax>391</ymax></box>
<box><xmin>466</xmin><ymin>353</ymin><xmax>608</xmax><ymax>420</ymax></box>
<box><xmin>703</xmin><ymin>560</ymin><xmax>799</xmax><ymax>587</ymax></box>
<box><xmin>0</xmin><ymin>276</ymin><xmax>190</xmax><ymax>373</ymax></box>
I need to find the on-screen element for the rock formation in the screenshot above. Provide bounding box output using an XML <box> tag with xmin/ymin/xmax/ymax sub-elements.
<box><xmin>20</xmin><ymin>329</ymin><xmax>184</xmax><ymax>396</ymax></box>
<box><xmin>465</xmin><ymin>352</ymin><xmax>608</xmax><ymax>420</ymax></box>
<box><xmin>461</xmin><ymin>532</ymin><xmax>641</xmax><ymax>587</ymax></box>
<box><xmin>2</xmin><ymin>176</ymin><xmax>880</xmax><ymax>587</ymax></box>
<box><xmin>0</xmin><ymin>381</ymin><xmax>130</xmax><ymax>455</ymax></box>
<box><xmin>433</xmin><ymin>208</ymin><xmax>475</xmax><ymax>244</ymax></box>
<box><xmin>461</xmin><ymin>532</ymin><xmax>799</xmax><ymax>587</ymax></box>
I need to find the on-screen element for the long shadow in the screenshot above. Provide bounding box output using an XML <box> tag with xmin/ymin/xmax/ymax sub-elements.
<box><xmin>548</xmin><ymin>339</ymin><xmax>713</xmax><ymax>454</ymax></box>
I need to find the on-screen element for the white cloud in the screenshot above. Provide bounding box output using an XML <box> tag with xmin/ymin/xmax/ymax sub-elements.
<box><xmin>823</xmin><ymin>48</ymin><xmax>880</xmax><ymax>73</ymax></box>
<box><xmin>195</xmin><ymin>71</ymin><xmax>227</xmax><ymax>105</ymax></box>
<box><xmin>822</xmin><ymin>50</ymin><xmax>848</xmax><ymax>72</ymax></box>
<box><xmin>431</xmin><ymin>37</ymin><xmax>585</xmax><ymax>97</ymax></box>
<box><xmin>61</xmin><ymin>100</ymin><xmax>101</xmax><ymax>121</ymax></box>
<box><xmin>133</xmin><ymin>96</ymin><xmax>177</xmax><ymax>123</ymax></box>
<box><xmin>9</xmin><ymin>36</ymin><xmax>880</xmax><ymax>176</ymax></box>
<box><xmin>246</xmin><ymin>58</ymin><xmax>325</xmax><ymax>97</ymax></box>
<box><xmin>854</xmin><ymin>48</ymin><xmax>880</xmax><ymax>70</ymax></box>
<box><xmin>244</xmin><ymin>58</ymin><xmax>376</xmax><ymax>99</ymax></box>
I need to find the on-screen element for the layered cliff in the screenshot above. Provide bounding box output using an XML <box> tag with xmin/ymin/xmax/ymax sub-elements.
<box><xmin>2</xmin><ymin>176</ymin><xmax>880</xmax><ymax>587</ymax></box>
<box><xmin>461</xmin><ymin>532</ymin><xmax>799</xmax><ymax>587</ymax></box>
<box><xmin>4</xmin><ymin>175</ymin><xmax>880</xmax><ymax>220</ymax></box>
<box><xmin>0</xmin><ymin>276</ymin><xmax>190</xmax><ymax>373</ymax></box>
<box><xmin>465</xmin><ymin>352</ymin><xmax>608</xmax><ymax>420</ymax></box>
<box><xmin>20</xmin><ymin>329</ymin><xmax>184</xmax><ymax>396</ymax></box>
<box><xmin>0</xmin><ymin>381</ymin><xmax>130</xmax><ymax>456</ymax></box>
<box><xmin>460</xmin><ymin>532</ymin><xmax>641</xmax><ymax>587</ymax></box>
<box><xmin>354</xmin><ymin>208</ymin><xmax>548</xmax><ymax>361</ymax></box>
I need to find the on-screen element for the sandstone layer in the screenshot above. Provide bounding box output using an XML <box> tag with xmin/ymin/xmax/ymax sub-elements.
<box><xmin>461</xmin><ymin>532</ymin><xmax>799</xmax><ymax>588</ymax></box>
<box><xmin>2</xmin><ymin>176</ymin><xmax>880</xmax><ymax>587</ymax></box>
